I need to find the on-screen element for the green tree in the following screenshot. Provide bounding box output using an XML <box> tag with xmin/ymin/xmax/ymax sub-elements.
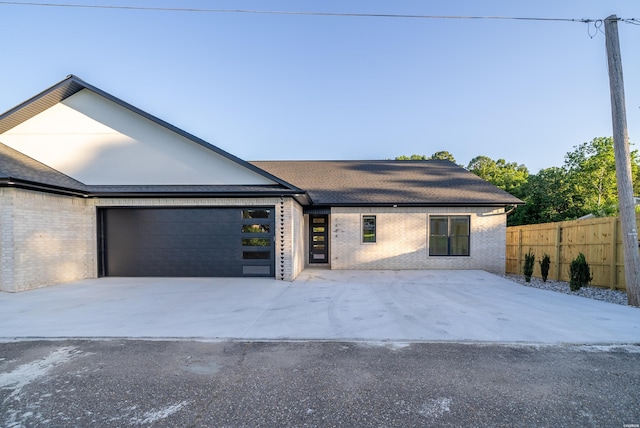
<box><xmin>563</xmin><ymin>137</ymin><xmax>639</xmax><ymax>216</ymax></box>
<box><xmin>429</xmin><ymin>151</ymin><xmax>456</xmax><ymax>163</ymax></box>
<box><xmin>395</xmin><ymin>154</ymin><xmax>428</xmax><ymax>160</ymax></box>
<box><xmin>509</xmin><ymin>167</ymin><xmax>585</xmax><ymax>226</ymax></box>
<box><xmin>466</xmin><ymin>156</ymin><xmax>529</xmax><ymax>197</ymax></box>
<box><xmin>395</xmin><ymin>151</ymin><xmax>456</xmax><ymax>162</ymax></box>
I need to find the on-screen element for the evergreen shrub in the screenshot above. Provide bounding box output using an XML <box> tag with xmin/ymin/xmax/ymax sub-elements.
<box><xmin>539</xmin><ymin>253</ymin><xmax>551</xmax><ymax>282</ymax></box>
<box><xmin>569</xmin><ymin>252</ymin><xmax>592</xmax><ymax>291</ymax></box>
<box><xmin>523</xmin><ymin>249</ymin><xmax>535</xmax><ymax>282</ymax></box>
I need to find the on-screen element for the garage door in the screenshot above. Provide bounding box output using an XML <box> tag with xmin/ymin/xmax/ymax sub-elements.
<box><xmin>98</xmin><ymin>207</ymin><xmax>275</xmax><ymax>277</ymax></box>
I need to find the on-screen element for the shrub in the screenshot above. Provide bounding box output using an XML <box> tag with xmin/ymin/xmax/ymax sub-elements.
<box><xmin>569</xmin><ymin>252</ymin><xmax>592</xmax><ymax>291</ymax></box>
<box><xmin>523</xmin><ymin>249</ymin><xmax>535</xmax><ymax>282</ymax></box>
<box><xmin>539</xmin><ymin>253</ymin><xmax>551</xmax><ymax>282</ymax></box>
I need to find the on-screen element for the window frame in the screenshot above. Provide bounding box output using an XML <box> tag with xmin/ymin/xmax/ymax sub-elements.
<box><xmin>428</xmin><ymin>215</ymin><xmax>470</xmax><ymax>256</ymax></box>
<box><xmin>241</xmin><ymin>208</ymin><xmax>273</xmax><ymax>262</ymax></box>
<box><xmin>362</xmin><ymin>215</ymin><xmax>377</xmax><ymax>244</ymax></box>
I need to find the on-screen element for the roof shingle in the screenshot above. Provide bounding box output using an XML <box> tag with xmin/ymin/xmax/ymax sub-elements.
<box><xmin>0</xmin><ymin>142</ymin><xmax>87</xmax><ymax>191</ymax></box>
<box><xmin>251</xmin><ymin>160</ymin><xmax>523</xmax><ymax>206</ymax></box>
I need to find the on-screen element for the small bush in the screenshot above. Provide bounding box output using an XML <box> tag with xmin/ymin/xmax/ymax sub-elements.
<box><xmin>569</xmin><ymin>252</ymin><xmax>592</xmax><ymax>291</ymax></box>
<box><xmin>539</xmin><ymin>253</ymin><xmax>551</xmax><ymax>282</ymax></box>
<box><xmin>523</xmin><ymin>249</ymin><xmax>535</xmax><ymax>282</ymax></box>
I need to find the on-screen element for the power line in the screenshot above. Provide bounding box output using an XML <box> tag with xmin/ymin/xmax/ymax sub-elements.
<box><xmin>0</xmin><ymin>1</ymin><xmax>636</xmax><ymax>24</ymax></box>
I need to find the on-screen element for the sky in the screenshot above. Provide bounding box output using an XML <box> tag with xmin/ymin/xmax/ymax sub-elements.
<box><xmin>1</xmin><ymin>0</ymin><xmax>639</xmax><ymax>173</ymax></box>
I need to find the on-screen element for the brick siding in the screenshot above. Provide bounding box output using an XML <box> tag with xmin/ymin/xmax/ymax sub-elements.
<box><xmin>329</xmin><ymin>207</ymin><xmax>507</xmax><ymax>274</ymax></box>
<box><xmin>0</xmin><ymin>188</ymin><xmax>95</xmax><ymax>292</ymax></box>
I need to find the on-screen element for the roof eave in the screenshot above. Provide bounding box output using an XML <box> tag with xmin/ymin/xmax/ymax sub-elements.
<box><xmin>0</xmin><ymin>177</ymin><xmax>313</xmax><ymax>203</ymax></box>
<box><xmin>89</xmin><ymin>189</ymin><xmax>307</xmax><ymax>200</ymax></box>
<box><xmin>0</xmin><ymin>76</ymin><xmax>85</xmax><ymax>133</ymax></box>
<box><xmin>307</xmin><ymin>201</ymin><xmax>524</xmax><ymax>208</ymax></box>
<box><xmin>0</xmin><ymin>177</ymin><xmax>88</xmax><ymax>197</ymax></box>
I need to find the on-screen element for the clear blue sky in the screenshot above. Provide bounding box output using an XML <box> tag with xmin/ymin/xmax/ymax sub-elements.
<box><xmin>1</xmin><ymin>0</ymin><xmax>639</xmax><ymax>173</ymax></box>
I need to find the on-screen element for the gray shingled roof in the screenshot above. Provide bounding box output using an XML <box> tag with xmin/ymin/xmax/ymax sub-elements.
<box><xmin>251</xmin><ymin>160</ymin><xmax>523</xmax><ymax>206</ymax></box>
<box><xmin>0</xmin><ymin>142</ymin><xmax>87</xmax><ymax>191</ymax></box>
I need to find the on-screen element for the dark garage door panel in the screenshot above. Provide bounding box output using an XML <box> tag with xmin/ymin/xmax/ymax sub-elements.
<box><xmin>100</xmin><ymin>207</ymin><xmax>274</xmax><ymax>277</ymax></box>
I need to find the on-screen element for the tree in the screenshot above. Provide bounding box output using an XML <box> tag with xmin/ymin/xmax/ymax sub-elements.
<box><xmin>509</xmin><ymin>137</ymin><xmax>640</xmax><ymax>226</ymax></box>
<box><xmin>466</xmin><ymin>155</ymin><xmax>529</xmax><ymax>198</ymax></box>
<box><xmin>564</xmin><ymin>137</ymin><xmax>639</xmax><ymax>216</ymax></box>
<box><xmin>429</xmin><ymin>151</ymin><xmax>456</xmax><ymax>163</ymax></box>
<box><xmin>395</xmin><ymin>151</ymin><xmax>456</xmax><ymax>162</ymax></box>
<box><xmin>395</xmin><ymin>154</ymin><xmax>428</xmax><ymax>160</ymax></box>
<box><xmin>509</xmin><ymin>167</ymin><xmax>585</xmax><ymax>226</ymax></box>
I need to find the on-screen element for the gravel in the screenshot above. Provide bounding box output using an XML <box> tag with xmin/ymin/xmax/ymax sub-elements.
<box><xmin>503</xmin><ymin>274</ymin><xmax>632</xmax><ymax>307</ymax></box>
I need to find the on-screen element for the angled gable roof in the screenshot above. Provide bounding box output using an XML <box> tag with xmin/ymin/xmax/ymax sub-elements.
<box><xmin>0</xmin><ymin>75</ymin><xmax>301</xmax><ymax>190</ymax></box>
<box><xmin>0</xmin><ymin>76</ymin><xmax>521</xmax><ymax>206</ymax></box>
<box><xmin>252</xmin><ymin>160</ymin><xmax>524</xmax><ymax>206</ymax></box>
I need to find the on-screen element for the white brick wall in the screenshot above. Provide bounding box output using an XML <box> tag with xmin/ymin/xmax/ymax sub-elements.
<box><xmin>0</xmin><ymin>188</ymin><xmax>95</xmax><ymax>292</ymax></box>
<box><xmin>0</xmin><ymin>189</ymin><xmax>14</xmax><ymax>289</ymax></box>
<box><xmin>284</xmin><ymin>200</ymin><xmax>305</xmax><ymax>280</ymax></box>
<box><xmin>278</xmin><ymin>197</ymin><xmax>305</xmax><ymax>281</ymax></box>
<box><xmin>329</xmin><ymin>207</ymin><xmax>507</xmax><ymax>274</ymax></box>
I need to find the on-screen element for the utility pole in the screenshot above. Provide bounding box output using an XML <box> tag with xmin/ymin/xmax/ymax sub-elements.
<box><xmin>604</xmin><ymin>15</ymin><xmax>640</xmax><ymax>306</ymax></box>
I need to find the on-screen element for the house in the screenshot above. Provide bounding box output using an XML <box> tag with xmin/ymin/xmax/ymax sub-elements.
<box><xmin>0</xmin><ymin>76</ymin><xmax>523</xmax><ymax>292</ymax></box>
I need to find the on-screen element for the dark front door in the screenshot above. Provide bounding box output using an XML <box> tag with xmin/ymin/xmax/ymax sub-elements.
<box><xmin>309</xmin><ymin>214</ymin><xmax>329</xmax><ymax>264</ymax></box>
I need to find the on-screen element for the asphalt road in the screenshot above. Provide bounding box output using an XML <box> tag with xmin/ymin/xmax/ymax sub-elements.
<box><xmin>1</xmin><ymin>340</ymin><xmax>639</xmax><ymax>427</ymax></box>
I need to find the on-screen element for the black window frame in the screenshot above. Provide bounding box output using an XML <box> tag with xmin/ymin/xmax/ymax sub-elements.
<box><xmin>240</xmin><ymin>208</ymin><xmax>273</xmax><ymax>264</ymax></box>
<box><xmin>362</xmin><ymin>215</ymin><xmax>377</xmax><ymax>243</ymax></box>
<box><xmin>429</xmin><ymin>215</ymin><xmax>470</xmax><ymax>256</ymax></box>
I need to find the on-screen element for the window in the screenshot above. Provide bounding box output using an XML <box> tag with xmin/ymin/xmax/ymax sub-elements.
<box><xmin>243</xmin><ymin>251</ymin><xmax>271</xmax><ymax>260</ymax></box>
<box><xmin>362</xmin><ymin>215</ymin><xmax>376</xmax><ymax>243</ymax></box>
<box><xmin>242</xmin><ymin>238</ymin><xmax>270</xmax><ymax>247</ymax></box>
<box><xmin>242</xmin><ymin>209</ymin><xmax>270</xmax><ymax>219</ymax></box>
<box><xmin>242</xmin><ymin>224</ymin><xmax>270</xmax><ymax>233</ymax></box>
<box><xmin>429</xmin><ymin>216</ymin><xmax>470</xmax><ymax>256</ymax></box>
<box><xmin>240</xmin><ymin>207</ymin><xmax>272</xmax><ymax>273</ymax></box>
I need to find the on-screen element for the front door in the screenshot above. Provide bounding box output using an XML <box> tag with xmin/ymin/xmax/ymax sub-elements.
<box><xmin>309</xmin><ymin>215</ymin><xmax>329</xmax><ymax>264</ymax></box>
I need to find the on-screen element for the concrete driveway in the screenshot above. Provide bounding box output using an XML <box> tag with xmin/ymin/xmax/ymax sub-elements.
<box><xmin>1</xmin><ymin>269</ymin><xmax>638</xmax><ymax>343</ymax></box>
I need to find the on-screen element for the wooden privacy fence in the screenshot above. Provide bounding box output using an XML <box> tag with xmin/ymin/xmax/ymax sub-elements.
<box><xmin>506</xmin><ymin>214</ymin><xmax>640</xmax><ymax>291</ymax></box>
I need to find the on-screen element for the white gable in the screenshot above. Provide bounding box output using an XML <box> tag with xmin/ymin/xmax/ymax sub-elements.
<box><xmin>0</xmin><ymin>90</ymin><xmax>276</xmax><ymax>186</ymax></box>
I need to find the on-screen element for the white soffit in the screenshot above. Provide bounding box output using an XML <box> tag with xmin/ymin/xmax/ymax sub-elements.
<box><xmin>0</xmin><ymin>90</ymin><xmax>276</xmax><ymax>186</ymax></box>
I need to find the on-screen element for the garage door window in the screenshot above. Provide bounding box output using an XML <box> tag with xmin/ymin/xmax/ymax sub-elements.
<box><xmin>242</xmin><ymin>238</ymin><xmax>271</xmax><ymax>246</ymax></box>
<box><xmin>242</xmin><ymin>224</ymin><xmax>270</xmax><ymax>233</ymax></box>
<box><xmin>241</xmin><ymin>208</ymin><xmax>273</xmax><ymax>264</ymax></box>
<box><xmin>243</xmin><ymin>251</ymin><xmax>271</xmax><ymax>260</ymax></box>
<box><xmin>243</xmin><ymin>209</ymin><xmax>271</xmax><ymax>219</ymax></box>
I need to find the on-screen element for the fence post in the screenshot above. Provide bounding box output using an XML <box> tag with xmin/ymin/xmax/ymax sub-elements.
<box><xmin>517</xmin><ymin>228</ymin><xmax>523</xmax><ymax>275</ymax></box>
<box><xmin>610</xmin><ymin>217</ymin><xmax>618</xmax><ymax>289</ymax></box>
<box><xmin>555</xmin><ymin>225</ymin><xmax>562</xmax><ymax>281</ymax></box>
